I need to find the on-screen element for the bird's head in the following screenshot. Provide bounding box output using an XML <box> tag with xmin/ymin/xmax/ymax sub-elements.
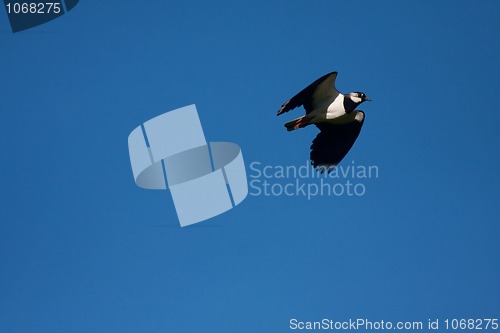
<box><xmin>348</xmin><ymin>92</ymin><xmax>372</xmax><ymax>104</ymax></box>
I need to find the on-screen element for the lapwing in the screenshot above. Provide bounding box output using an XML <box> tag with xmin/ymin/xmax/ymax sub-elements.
<box><xmin>277</xmin><ymin>71</ymin><xmax>371</xmax><ymax>172</ymax></box>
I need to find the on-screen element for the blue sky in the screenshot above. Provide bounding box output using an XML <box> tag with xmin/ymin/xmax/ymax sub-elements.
<box><xmin>1</xmin><ymin>1</ymin><xmax>499</xmax><ymax>332</ymax></box>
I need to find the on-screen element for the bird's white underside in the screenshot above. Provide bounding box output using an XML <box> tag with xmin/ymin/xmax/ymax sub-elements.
<box><xmin>326</xmin><ymin>94</ymin><xmax>346</xmax><ymax>119</ymax></box>
<box><xmin>308</xmin><ymin>94</ymin><xmax>355</xmax><ymax>124</ymax></box>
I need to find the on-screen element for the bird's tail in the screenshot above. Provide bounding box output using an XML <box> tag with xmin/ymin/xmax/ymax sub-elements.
<box><xmin>284</xmin><ymin>116</ymin><xmax>311</xmax><ymax>131</ymax></box>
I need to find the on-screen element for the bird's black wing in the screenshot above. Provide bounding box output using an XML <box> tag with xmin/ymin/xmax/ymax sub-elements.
<box><xmin>310</xmin><ymin>111</ymin><xmax>365</xmax><ymax>172</ymax></box>
<box><xmin>277</xmin><ymin>72</ymin><xmax>339</xmax><ymax>115</ymax></box>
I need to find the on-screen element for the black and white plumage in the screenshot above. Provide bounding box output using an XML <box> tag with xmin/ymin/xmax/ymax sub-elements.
<box><xmin>277</xmin><ymin>72</ymin><xmax>371</xmax><ymax>171</ymax></box>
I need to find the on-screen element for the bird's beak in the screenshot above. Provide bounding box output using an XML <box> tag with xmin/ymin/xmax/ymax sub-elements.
<box><xmin>365</xmin><ymin>97</ymin><xmax>372</xmax><ymax>102</ymax></box>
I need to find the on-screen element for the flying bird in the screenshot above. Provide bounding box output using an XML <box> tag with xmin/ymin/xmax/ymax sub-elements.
<box><xmin>277</xmin><ymin>71</ymin><xmax>371</xmax><ymax>172</ymax></box>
